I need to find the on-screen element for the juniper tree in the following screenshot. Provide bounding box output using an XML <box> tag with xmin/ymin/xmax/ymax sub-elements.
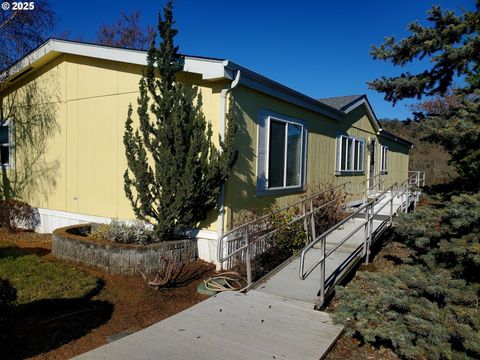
<box><xmin>123</xmin><ymin>1</ymin><xmax>236</xmax><ymax>239</ymax></box>
<box><xmin>369</xmin><ymin>2</ymin><xmax>480</xmax><ymax>187</ymax></box>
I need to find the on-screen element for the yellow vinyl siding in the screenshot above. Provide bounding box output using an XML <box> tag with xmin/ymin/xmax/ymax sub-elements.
<box><xmin>377</xmin><ymin>136</ymin><xmax>410</xmax><ymax>188</ymax></box>
<box><xmin>0</xmin><ymin>54</ymin><xmax>222</xmax><ymax>231</ymax></box>
<box><xmin>223</xmin><ymin>86</ymin><xmax>410</xmax><ymax>229</ymax></box>
<box><xmin>1</xmin><ymin>53</ymin><xmax>410</xmax><ymax>235</ymax></box>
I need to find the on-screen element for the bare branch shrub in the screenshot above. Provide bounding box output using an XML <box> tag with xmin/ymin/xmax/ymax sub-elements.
<box><xmin>140</xmin><ymin>253</ymin><xmax>210</xmax><ymax>290</ymax></box>
<box><xmin>0</xmin><ymin>199</ymin><xmax>40</xmax><ymax>232</ymax></box>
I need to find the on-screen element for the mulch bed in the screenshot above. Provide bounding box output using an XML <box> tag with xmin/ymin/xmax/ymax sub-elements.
<box><xmin>1</xmin><ymin>229</ymin><xmax>214</xmax><ymax>360</ymax></box>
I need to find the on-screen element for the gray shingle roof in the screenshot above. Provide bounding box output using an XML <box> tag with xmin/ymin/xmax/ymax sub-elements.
<box><xmin>317</xmin><ymin>94</ymin><xmax>365</xmax><ymax>112</ymax></box>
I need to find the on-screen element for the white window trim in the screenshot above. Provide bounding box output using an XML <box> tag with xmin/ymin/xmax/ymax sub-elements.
<box><xmin>265</xmin><ymin>116</ymin><xmax>304</xmax><ymax>191</ymax></box>
<box><xmin>379</xmin><ymin>145</ymin><xmax>388</xmax><ymax>174</ymax></box>
<box><xmin>336</xmin><ymin>134</ymin><xmax>365</xmax><ymax>174</ymax></box>
<box><xmin>256</xmin><ymin>109</ymin><xmax>307</xmax><ymax>196</ymax></box>
<box><xmin>0</xmin><ymin>119</ymin><xmax>14</xmax><ymax>169</ymax></box>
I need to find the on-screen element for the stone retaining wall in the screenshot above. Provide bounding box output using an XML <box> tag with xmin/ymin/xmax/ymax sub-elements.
<box><xmin>52</xmin><ymin>224</ymin><xmax>197</xmax><ymax>275</ymax></box>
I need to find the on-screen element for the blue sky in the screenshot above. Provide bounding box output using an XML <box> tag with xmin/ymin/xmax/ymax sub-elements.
<box><xmin>51</xmin><ymin>0</ymin><xmax>475</xmax><ymax>120</ymax></box>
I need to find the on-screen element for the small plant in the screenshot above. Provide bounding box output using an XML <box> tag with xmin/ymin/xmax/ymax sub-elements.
<box><xmin>0</xmin><ymin>199</ymin><xmax>40</xmax><ymax>232</ymax></box>
<box><xmin>270</xmin><ymin>209</ymin><xmax>307</xmax><ymax>256</ymax></box>
<box><xmin>91</xmin><ymin>219</ymin><xmax>155</xmax><ymax>245</ymax></box>
<box><xmin>140</xmin><ymin>254</ymin><xmax>198</xmax><ymax>290</ymax></box>
<box><xmin>302</xmin><ymin>183</ymin><xmax>351</xmax><ymax>238</ymax></box>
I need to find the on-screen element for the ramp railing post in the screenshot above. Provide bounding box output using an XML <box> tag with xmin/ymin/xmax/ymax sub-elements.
<box><xmin>367</xmin><ymin>202</ymin><xmax>373</xmax><ymax>264</ymax></box>
<box><xmin>390</xmin><ymin>189</ymin><xmax>394</xmax><ymax>225</ymax></box>
<box><xmin>310</xmin><ymin>198</ymin><xmax>316</xmax><ymax>243</ymax></box>
<box><xmin>245</xmin><ymin>227</ymin><xmax>252</xmax><ymax>286</ymax></box>
<box><xmin>302</xmin><ymin>201</ymin><xmax>308</xmax><ymax>241</ymax></box>
<box><xmin>363</xmin><ymin>202</ymin><xmax>369</xmax><ymax>260</ymax></box>
<box><xmin>405</xmin><ymin>186</ymin><xmax>410</xmax><ymax>213</ymax></box>
<box><xmin>319</xmin><ymin>235</ymin><xmax>326</xmax><ymax>306</ymax></box>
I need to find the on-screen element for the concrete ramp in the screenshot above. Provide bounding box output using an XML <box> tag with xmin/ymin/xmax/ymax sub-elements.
<box><xmin>74</xmin><ymin>290</ymin><xmax>343</xmax><ymax>360</ymax></box>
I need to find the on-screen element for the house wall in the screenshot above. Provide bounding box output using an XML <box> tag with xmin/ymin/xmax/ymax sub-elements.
<box><xmin>0</xmin><ymin>53</ymin><xmax>411</xmax><ymax>265</ymax></box>
<box><xmin>222</xmin><ymin>85</ymin><xmax>410</xmax><ymax>230</ymax></box>
<box><xmin>0</xmin><ymin>55</ymin><xmax>223</xmax><ymax>243</ymax></box>
<box><xmin>377</xmin><ymin>135</ymin><xmax>410</xmax><ymax>188</ymax></box>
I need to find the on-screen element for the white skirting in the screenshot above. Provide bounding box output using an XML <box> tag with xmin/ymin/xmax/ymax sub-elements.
<box><xmin>36</xmin><ymin>208</ymin><xmax>219</xmax><ymax>264</ymax></box>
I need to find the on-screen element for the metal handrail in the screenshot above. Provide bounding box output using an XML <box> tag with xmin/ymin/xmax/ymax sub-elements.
<box><xmin>216</xmin><ymin>169</ymin><xmax>425</xmax><ymax>293</ymax></box>
<box><xmin>217</xmin><ymin>181</ymin><xmax>352</xmax><ymax>284</ymax></box>
<box><xmin>298</xmin><ymin>172</ymin><xmax>424</xmax><ymax>307</ymax></box>
<box><xmin>299</xmin><ymin>183</ymin><xmax>395</xmax><ymax>281</ymax></box>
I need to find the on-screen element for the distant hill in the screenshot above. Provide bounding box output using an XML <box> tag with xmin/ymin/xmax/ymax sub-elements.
<box><xmin>380</xmin><ymin>119</ymin><xmax>457</xmax><ymax>186</ymax></box>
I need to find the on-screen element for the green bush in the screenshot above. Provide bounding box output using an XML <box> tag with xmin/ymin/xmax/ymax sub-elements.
<box><xmin>333</xmin><ymin>192</ymin><xmax>480</xmax><ymax>359</ymax></box>
<box><xmin>395</xmin><ymin>193</ymin><xmax>480</xmax><ymax>281</ymax></box>
<box><xmin>270</xmin><ymin>209</ymin><xmax>307</xmax><ymax>256</ymax></box>
<box><xmin>90</xmin><ymin>219</ymin><xmax>156</xmax><ymax>245</ymax></box>
<box><xmin>334</xmin><ymin>266</ymin><xmax>480</xmax><ymax>360</ymax></box>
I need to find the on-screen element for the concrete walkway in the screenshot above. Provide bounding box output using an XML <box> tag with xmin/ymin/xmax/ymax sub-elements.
<box><xmin>75</xmin><ymin>192</ymin><xmax>406</xmax><ymax>360</ymax></box>
<box><xmin>75</xmin><ymin>291</ymin><xmax>343</xmax><ymax>360</ymax></box>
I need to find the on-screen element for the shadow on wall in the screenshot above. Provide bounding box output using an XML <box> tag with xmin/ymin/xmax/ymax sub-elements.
<box><xmin>224</xmin><ymin>99</ymin><xmax>277</xmax><ymax>230</ymax></box>
<box><xmin>0</xmin><ymin>70</ymin><xmax>61</xmax><ymax>203</ymax></box>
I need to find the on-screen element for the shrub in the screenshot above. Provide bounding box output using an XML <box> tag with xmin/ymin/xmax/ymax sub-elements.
<box><xmin>91</xmin><ymin>219</ymin><xmax>155</xmax><ymax>245</ymax></box>
<box><xmin>0</xmin><ymin>199</ymin><xmax>40</xmax><ymax>232</ymax></box>
<box><xmin>302</xmin><ymin>183</ymin><xmax>351</xmax><ymax>237</ymax></box>
<box><xmin>334</xmin><ymin>266</ymin><xmax>480</xmax><ymax>360</ymax></box>
<box><xmin>229</xmin><ymin>184</ymin><xmax>350</xmax><ymax>280</ymax></box>
<box><xmin>395</xmin><ymin>193</ymin><xmax>480</xmax><ymax>281</ymax></box>
<box><xmin>334</xmin><ymin>192</ymin><xmax>480</xmax><ymax>359</ymax></box>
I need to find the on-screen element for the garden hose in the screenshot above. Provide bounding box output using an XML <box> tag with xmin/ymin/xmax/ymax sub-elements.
<box><xmin>203</xmin><ymin>271</ymin><xmax>246</xmax><ymax>292</ymax></box>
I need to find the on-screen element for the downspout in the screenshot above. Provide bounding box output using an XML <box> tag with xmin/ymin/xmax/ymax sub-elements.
<box><xmin>216</xmin><ymin>70</ymin><xmax>241</xmax><ymax>255</ymax></box>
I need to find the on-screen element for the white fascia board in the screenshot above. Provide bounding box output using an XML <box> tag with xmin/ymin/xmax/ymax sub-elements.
<box><xmin>53</xmin><ymin>39</ymin><xmax>148</xmax><ymax>65</ymax></box>
<box><xmin>182</xmin><ymin>57</ymin><xmax>232</xmax><ymax>81</ymax></box>
<box><xmin>1</xmin><ymin>38</ymin><xmax>231</xmax><ymax>84</ymax></box>
<box><xmin>342</xmin><ymin>98</ymin><xmax>381</xmax><ymax>133</ymax></box>
<box><xmin>0</xmin><ymin>39</ymin><xmax>149</xmax><ymax>84</ymax></box>
<box><xmin>0</xmin><ymin>40</ymin><xmax>56</xmax><ymax>82</ymax></box>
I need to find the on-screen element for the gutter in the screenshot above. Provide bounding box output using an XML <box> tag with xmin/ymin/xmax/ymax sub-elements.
<box><xmin>216</xmin><ymin>70</ymin><xmax>241</xmax><ymax>243</ymax></box>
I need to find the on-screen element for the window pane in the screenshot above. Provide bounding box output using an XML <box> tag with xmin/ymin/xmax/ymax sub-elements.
<box><xmin>383</xmin><ymin>148</ymin><xmax>387</xmax><ymax>171</ymax></box>
<box><xmin>341</xmin><ymin>137</ymin><xmax>347</xmax><ymax>171</ymax></box>
<box><xmin>286</xmin><ymin>124</ymin><xmax>302</xmax><ymax>186</ymax></box>
<box><xmin>0</xmin><ymin>126</ymin><xmax>8</xmax><ymax>144</ymax></box>
<box><xmin>268</xmin><ymin>120</ymin><xmax>286</xmax><ymax>188</ymax></box>
<box><xmin>0</xmin><ymin>146</ymin><xmax>9</xmax><ymax>165</ymax></box>
<box><xmin>347</xmin><ymin>138</ymin><xmax>353</xmax><ymax>170</ymax></box>
<box><xmin>359</xmin><ymin>142</ymin><xmax>364</xmax><ymax>171</ymax></box>
<box><xmin>353</xmin><ymin>140</ymin><xmax>360</xmax><ymax>170</ymax></box>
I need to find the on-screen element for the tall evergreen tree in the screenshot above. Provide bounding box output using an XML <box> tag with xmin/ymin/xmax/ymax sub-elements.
<box><xmin>368</xmin><ymin>2</ymin><xmax>480</xmax><ymax>187</ymax></box>
<box><xmin>123</xmin><ymin>1</ymin><xmax>236</xmax><ymax>239</ymax></box>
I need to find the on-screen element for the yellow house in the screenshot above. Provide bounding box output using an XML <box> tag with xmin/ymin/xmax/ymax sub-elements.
<box><xmin>0</xmin><ymin>39</ymin><xmax>412</xmax><ymax>264</ymax></box>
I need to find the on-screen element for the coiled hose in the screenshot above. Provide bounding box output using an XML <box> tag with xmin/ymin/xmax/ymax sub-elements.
<box><xmin>203</xmin><ymin>271</ymin><xmax>247</xmax><ymax>292</ymax></box>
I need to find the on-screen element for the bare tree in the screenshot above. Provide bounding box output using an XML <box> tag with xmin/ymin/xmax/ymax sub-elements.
<box><xmin>96</xmin><ymin>11</ymin><xmax>154</xmax><ymax>49</ymax></box>
<box><xmin>0</xmin><ymin>0</ymin><xmax>55</xmax><ymax>73</ymax></box>
<box><xmin>0</xmin><ymin>0</ymin><xmax>58</xmax><ymax>202</ymax></box>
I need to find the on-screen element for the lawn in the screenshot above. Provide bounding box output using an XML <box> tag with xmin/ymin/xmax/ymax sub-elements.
<box><xmin>0</xmin><ymin>228</ymin><xmax>214</xmax><ymax>360</ymax></box>
<box><xmin>0</xmin><ymin>243</ymin><xmax>99</xmax><ymax>304</ymax></box>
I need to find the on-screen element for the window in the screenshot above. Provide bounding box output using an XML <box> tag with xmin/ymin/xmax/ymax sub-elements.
<box><xmin>379</xmin><ymin>145</ymin><xmax>388</xmax><ymax>174</ymax></box>
<box><xmin>336</xmin><ymin>135</ymin><xmax>364</xmax><ymax>173</ymax></box>
<box><xmin>256</xmin><ymin>110</ymin><xmax>307</xmax><ymax>195</ymax></box>
<box><xmin>267</xmin><ymin>118</ymin><xmax>304</xmax><ymax>189</ymax></box>
<box><xmin>0</xmin><ymin>121</ymin><xmax>12</xmax><ymax>167</ymax></box>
